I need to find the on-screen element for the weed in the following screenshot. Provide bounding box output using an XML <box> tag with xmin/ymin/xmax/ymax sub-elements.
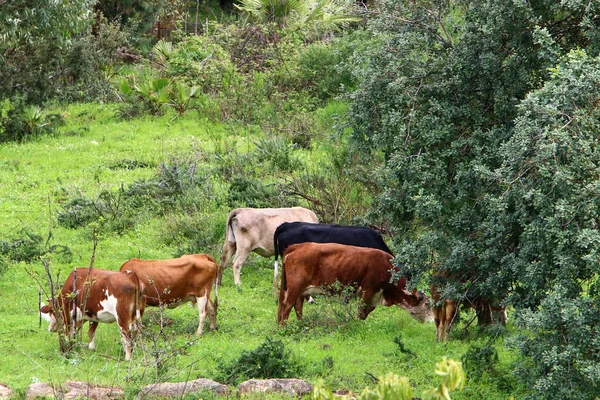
<box><xmin>216</xmin><ymin>337</ymin><xmax>304</xmax><ymax>385</ymax></box>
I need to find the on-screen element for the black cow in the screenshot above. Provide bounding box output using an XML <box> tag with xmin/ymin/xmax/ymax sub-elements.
<box><xmin>271</xmin><ymin>222</ymin><xmax>394</xmax><ymax>296</ymax></box>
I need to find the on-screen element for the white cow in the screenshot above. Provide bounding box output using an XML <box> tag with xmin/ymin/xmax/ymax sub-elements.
<box><xmin>218</xmin><ymin>207</ymin><xmax>318</xmax><ymax>286</ymax></box>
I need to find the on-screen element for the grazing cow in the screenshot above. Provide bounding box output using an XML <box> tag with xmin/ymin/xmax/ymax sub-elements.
<box><xmin>119</xmin><ymin>254</ymin><xmax>218</xmax><ymax>335</ymax></box>
<box><xmin>40</xmin><ymin>268</ymin><xmax>146</xmax><ymax>360</ymax></box>
<box><xmin>277</xmin><ymin>242</ymin><xmax>433</xmax><ymax>325</ymax></box>
<box><xmin>218</xmin><ymin>207</ymin><xmax>318</xmax><ymax>286</ymax></box>
<box><xmin>272</xmin><ymin>222</ymin><xmax>394</xmax><ymax>296</ymax></box>
<box><xmin>431</xmin><ymin>278</ymin><xmax>508</xmax><ymax>341</ymax></box>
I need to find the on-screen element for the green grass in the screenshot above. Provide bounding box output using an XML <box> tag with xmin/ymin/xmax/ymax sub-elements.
<box><xmin>0</xmin><ymin>104</ymin><xmax>520</xmax><ymax>399</ymax></box>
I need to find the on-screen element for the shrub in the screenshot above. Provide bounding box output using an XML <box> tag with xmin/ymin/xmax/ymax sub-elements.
<box><xmin>461</xmin><ymin>343</ymin><xmax>499</xmax><ymax>380</ymax></box>
<box><xmin>154</xmin><ymin>36</ymin><xmax>237</xmax><ymax>95</ymax></box>
<box><xmin>0</xmin><ymin>97</ymin><xmax>64</xmax><ymax>143</ymax></box>
<box><xmin>226</xmin><ymin>176</ymin><xmax>280</xmax><ymax>208</ymax></box>
<box><xmin>159</xmin><ymin>212</ymin><xmax>226</xmax><ymax>256</ymax></box>
<box><xmin>58</xmin><ymin>159</ymin><xmax>214</xmax><ymax>234</ymax></box>
<box><xmin>216</xmin><ymin>337</ymin><xmax>304</xmax><ymax>385</ymax></box>
<box><xmin>0</xmin><ymin>230</ymin><xmax>72</xmax><ymax>264</ymax></box>
<box><xmin>253</xmin><ymin>136</ymin><xmax>300</xmax><ymax>172</ymax></box>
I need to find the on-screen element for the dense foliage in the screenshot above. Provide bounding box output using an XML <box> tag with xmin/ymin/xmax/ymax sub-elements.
<box><xmin>348</xmin><ymin>1</ymin><xmax>600</xmax><ymax>398</ymax></box>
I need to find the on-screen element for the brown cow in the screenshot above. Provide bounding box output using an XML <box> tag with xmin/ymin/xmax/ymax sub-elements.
<box><xmin>431</xmin><ymin>279</ymin><xmax>508</xmax><ymax>341</ymax></box>
<box><xmin>277</xmin><ymin>243</ymin><xmax>434</xmax><ymax>325</ymax></box>
<box><xmin>119</xmin><ymin>254</ymin><xmax>217</xmax><ymax>335</ymax></box>
<box><xmin>40</xmin><ymin>268</ymin><xmax>146</xmax><ymax>360</ymax></box>
<box><xmin>218</xmin><ymin>207</ymin><xmax>318</xmax><ymax>286</ymax></box>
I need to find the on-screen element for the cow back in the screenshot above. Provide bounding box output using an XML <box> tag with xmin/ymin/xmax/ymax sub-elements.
<box><xmin>120</xmin><ymin>254</ymin><xmax>217</xmax><ymax>306</ymax></box>
<box><xmin>282</xmin><ymin>242</ymin><xmax>393</xmax><ymax>291</ymax></box>
<box><xmin>274</xmin><ymin>222</ymin><xmax>393</xmax><ymax>261</ymax></box>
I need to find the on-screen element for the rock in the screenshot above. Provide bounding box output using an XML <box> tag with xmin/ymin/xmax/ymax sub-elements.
<box><xmin>138</xmin><ymin>378</ymin><xmax>230</xmax><ymax>398</ymax></box>
<box><xmin>238</xmin><ymin>378</ymin><xmax>312</xmax><ymax>396</ymax></box>
<box><xmin>0</xmin><ymin>385</ymin><xmax>12</xmax><ymax>399</ymax></box>
<box><xmin>27</xmin><ymin>381</ymin><xmax>124</xmax><ymax>399</ymax></box>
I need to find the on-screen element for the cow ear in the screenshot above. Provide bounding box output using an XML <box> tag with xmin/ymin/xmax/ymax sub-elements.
<box><xmin>40</xmin><ymin>303</ymin><xmax>53</xmax><ymax>313</ymax></box>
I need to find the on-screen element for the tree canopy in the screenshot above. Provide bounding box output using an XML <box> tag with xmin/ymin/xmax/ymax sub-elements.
<box><xmin>347</xmin><ymin>1</ymin><xmax>600</xmax><ymax>397</ymax></box>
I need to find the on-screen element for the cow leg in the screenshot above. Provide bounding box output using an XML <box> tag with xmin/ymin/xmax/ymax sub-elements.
<box><xmin>433</xmin><ymin>305</ymin><xmax>444</xmax><ymax>341</ymax></box>
<box><xmin>195</xmin><ymin>294</ymin><xmax>208</xmax><ymax>335</ymax></box>
<box><xmin>231</xmin><ymin>245</ymin><xmax>252</xmax><ymax>286</ymax></box>
<box><xmin>88</xmin><ymin>322</ymin><xmax>99</xmax><ymax>350</ymax></box>
<box><xmin>444</xmin><ymin>300</ymin><xmax>458</xmax><ymax>342</ymax></box>
<box><xmin>277</xmin><ymin>291</ymin><xmax>296</xmax><ymax>326</ymax></box>
<box><xmin>218</xmin><ymin>240</ymin><xmax>236</xmax><ymax>286</ymax></box>
<box><xmin>293</xmin><ymin>296</ymin><xmax>305</xmax><ymax>320</ymax></box>
<box><xmin>120</xmin><ymin>329</ymin><xmax>134</xmax><ymax>361</ymax></box>
<box><xmin>207</xmin><ymin>298</ymin><xmax>217</xmax><ymax>331</ymax></box>
<box><xmin>358</xmin><ymin>290</ymin><xmax>377</xmax><ymax>320</ymax></box>
<box><xmin>273</xmin><ymin>260</ymin><xmax>280</xmax><ymax>299</ymax></box>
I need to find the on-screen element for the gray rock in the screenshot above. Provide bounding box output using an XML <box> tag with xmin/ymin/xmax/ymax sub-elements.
<box><xmin>27</xmin><ymin>381</ymin><xmax>124</xmax><ymax>399</ymax></box>
<box><xmin>238</xmin><ymin>378</ymin><xmax>312</xmax><ymax>396</ymax></box>
<box><xmin>138</xmin><ymin>378</ymin><xmax>230</xmax><ymax>398</ymax></box>
<box><xmin>0</xmin><ymin>385</ymin><xmax>12</xmax><ymax>399</ymax></box>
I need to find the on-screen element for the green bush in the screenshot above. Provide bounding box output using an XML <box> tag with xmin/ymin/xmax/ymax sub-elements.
<box><xmin>155</xmin><ymin>36</ymin><xmax>237</xmax><ymax>95</ymax></box>
<box><xmin>461</xmin><ymin>343</ymin><xmax>499</xmax><ymax>380</ymax></box>
<box><xmin>226</xmin><ymin>176</ymin><xmax>279</xmax><ymax>208</ymax></box>
<box><xmin>0</xmin><ymin>97</ymin><xmax>64</xmax><ymax>143</ymax></box>
<box><xmin>216</xmin><ymin>337</ymin><xmax>304</xmax><ymax>385</ymax></box>
<box><xmin>58</xmin><ymin>159</ymin><xmax>215</xmax><ymax>234</ymax></box>
<box><xmin>0</xmin><ymin>230</ymin><xmax>72</xmax><ymax>264</ymax></box>
<box><xmin>253</xmin><ymin>136</ymin><xmax>300</xmax><ymax>172</ymax></box>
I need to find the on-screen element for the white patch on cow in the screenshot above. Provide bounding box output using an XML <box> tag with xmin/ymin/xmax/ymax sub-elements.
<box><xmin>95</xmin><ymin>291</ymin><xmax>118</xmax><ymax>323</ymax></box>
<box><xmin>370</xmin><ymin>290</ymin><xmax>385</xmax><ymax>306</ymax></box>
<box><xmin>195</xmin><ymin>294</ymin><xmax>208</xmax><ymax>335</ymax></box>
<box><xmin>301</xmin><ymin>286</ymin><xmax>324</xmax><ymax>297</ymax></box>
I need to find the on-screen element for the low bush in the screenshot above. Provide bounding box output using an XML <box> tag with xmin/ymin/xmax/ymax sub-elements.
<box><xmin>58</xmin><ymin>159</ymin><xmax>214</xmax><ymax>233</ymax></box>
<box><xmin>0</xmin><ymin>230</ymin><xmax>72</xmax><ymax>267</ymax></box>
<box><xmin>216</xmin><ymin>337</ymin><xmax>305</xmax><ymax>386</ymax></box>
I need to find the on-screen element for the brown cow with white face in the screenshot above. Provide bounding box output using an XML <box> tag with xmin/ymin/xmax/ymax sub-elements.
<box><xmin>277</xmin><ymin>243</ymin><xmax>434</xmax><ymax>325</ymax></box>
<box><xmin>40</xmin><ymin>268</ymin><xmax>146</xmax><ymax>360</ymax></box>
<box><xmin>119</xmin><ymin>254</ymin><xmax>217</xmax><ymax>335</ymax></box>
<box><xmin>431</xmin><ymin>271</ymin><xmax>508</xmax><ymax>341</ymax></box>
<box><xmin>218</xmin><ymin>207</ymin><xmax>318</xmax><ymax>286</ymax></box>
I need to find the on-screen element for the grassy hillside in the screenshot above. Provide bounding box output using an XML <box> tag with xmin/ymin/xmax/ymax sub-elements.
<box><xmin>0</xmin><ymin>104</ymin><xmax>518</xmax><ymax>399</ymax></box>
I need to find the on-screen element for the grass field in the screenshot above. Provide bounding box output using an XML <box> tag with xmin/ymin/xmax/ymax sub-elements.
<box><xmin>0</xmin><ymin>103</ymin><xmax>520</xmax><ymax>399</ymax></box>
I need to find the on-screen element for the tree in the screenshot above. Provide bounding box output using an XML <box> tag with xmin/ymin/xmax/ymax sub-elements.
<box><xmin>0</xmin><ymin>0</ymin><xmax>95</xmax><ymax>101</ymax></box>
<box><xmin>347</xmin><ymin>1</ymin><xmax>600</xmax><ymax>397</ymax></box>
<box><xmin>499</xmin><ymin>50</ymin><xmax>600</xmax><ymax>399</ymax></box>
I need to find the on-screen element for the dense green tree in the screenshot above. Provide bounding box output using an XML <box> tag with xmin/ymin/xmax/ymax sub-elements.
<box><xmin>347</xmin><ymin>1</ymin><xmax>600</xmax><ymax>397</ymax></box>
<box><xmin>0</xmin><ymin>0</ymin><xmax>95</xmax><ymax>101</ymax></box>
<box><xmin>499</xmin><ymin>51</ymin><xmax>600</xmax><ymax>398</ymax></box>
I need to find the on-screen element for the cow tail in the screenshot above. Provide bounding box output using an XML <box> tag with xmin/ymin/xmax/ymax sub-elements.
<box><xmin>273</xmin><ymin>230</ymin><xmax>280</xmax><ymax>263</ymax></box>
<box><xmin>226</xmin><ymin>210</ymin><xmax>238</xmax><ymax>243</ymax></box>
<box><xmin>278</xmin><ymin>254</ymin><xmax>288</xmax><ymax>305</ymax></box>
<box><xmin>132</xmin><ymin>272</ymin><xmax>144</xmax><ymax>330</ymax></box>
<box><xmin>213</xmin><ymin>268</ymin><xmax>219</xmax><ymax>313</ymax></box>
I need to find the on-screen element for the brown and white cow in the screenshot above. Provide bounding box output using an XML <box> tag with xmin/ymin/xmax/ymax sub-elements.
<box><xmin>119</xmin><ymin>254</ymin><xmax>217</xmax><ymax>335</ymax></box>
<box><xmin>40</xmin><ymin>268</ymin><xmax>146</xmax><ymax>360</ymax></box>
<box><xmin>277</xmin><ymin>242</ymin><xmax>434</xmax><ymax>325</ymax></box>
<box><xmin>218</xmin><ymin>207</ymin><xmax>318</xmax><ymax>287</ymax></box>
<box><xmin>431</xmin><ymin>277</ymin><xmax>508</xmax><ymax>341</ymax></box>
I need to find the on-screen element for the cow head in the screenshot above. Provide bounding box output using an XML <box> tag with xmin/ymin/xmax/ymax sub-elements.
<box><xmin>396</xmin><ymin>289</ymin><xmax>435</xmax><ymax>323</ymax></box>
<box><xmin>40</xmin><ymin>302</ymin><xmax>58</xmax><ymax>332</ymax></box>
